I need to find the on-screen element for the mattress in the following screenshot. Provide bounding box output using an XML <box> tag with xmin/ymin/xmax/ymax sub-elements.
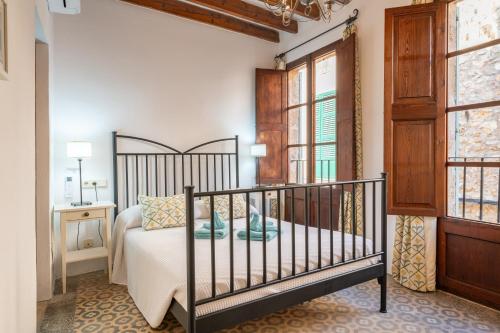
<box><xmin>111</xmin><ymin>206</ymin><xmax>379</xmax><ymax>327</ymax></box>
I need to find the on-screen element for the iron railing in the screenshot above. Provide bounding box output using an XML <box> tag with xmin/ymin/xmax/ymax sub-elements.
<box><xmin>447</xmin><ymin>156</ymin><xmax>500</xmax><ymax>223</ymax></box>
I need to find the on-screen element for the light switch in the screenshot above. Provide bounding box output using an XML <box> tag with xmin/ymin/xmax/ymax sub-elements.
<box><xmin>82</xmin><ymin>180</ymin><xmax>108</xmax><ymax>188</ymax></box>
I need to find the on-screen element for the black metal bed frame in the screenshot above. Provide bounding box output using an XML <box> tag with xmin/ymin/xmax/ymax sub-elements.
<box><xmin>112</xmin><ymin>131</ymin><xmax>239</xmax><ymax>216</ymax></box>
<box><xmin>112</xmin><ymin>132</ymin><xmax>388</xmax><ymax>333</ymax></box>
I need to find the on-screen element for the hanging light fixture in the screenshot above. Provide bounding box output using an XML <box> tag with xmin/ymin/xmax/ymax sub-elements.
<box><xmin>265</xmin><ymin>0</ymin><xmax>352</xmax><ymax>26</ymax></box>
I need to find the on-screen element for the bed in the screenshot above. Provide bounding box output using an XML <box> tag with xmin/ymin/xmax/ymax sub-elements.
<box><xmin>111</xmin><ymin>132</ymin><xmax>387</xmax><ymax>333</ymax></box>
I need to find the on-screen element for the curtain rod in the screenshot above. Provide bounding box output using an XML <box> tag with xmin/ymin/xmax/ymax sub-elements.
<box><xmin>277</xmin><ymin>8</ymin><xmax>359</xmax><ymax>58</ymax></box>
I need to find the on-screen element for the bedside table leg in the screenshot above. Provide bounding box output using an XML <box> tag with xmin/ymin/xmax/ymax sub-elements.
<box><xmin>61</xmin><ymin>219</ymin><xmax>67</xmax><ymax>294</ymax></box>
<box><xmin>102</xmin><ymin>218</ymin><xmax>108</xmax><ymax>275</ymax></box>
<box><xmin>106</xmin><ymin>210</ymin><xmax>113</xmax><ymax>283</ymax></box>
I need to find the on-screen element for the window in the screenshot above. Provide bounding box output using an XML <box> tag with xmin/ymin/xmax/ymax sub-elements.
<box><xmin>287</xmin><ymin>46</ymin><xmax>337</xmax><ymax>184</ymax></box>
<box><xmin>446</xmin><ymin>0</ymin><xmax>500</xmax><ymax>223</ymax></box>
<box><xmin>287</xmin><ymin>64</ymin><xmax>308</xmax><ymax>184</ymax></box>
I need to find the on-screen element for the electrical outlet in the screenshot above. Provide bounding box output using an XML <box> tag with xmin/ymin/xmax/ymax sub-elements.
<box><xmin>82</xmin><ymin>179</ymin><xmax>107</xmax><ymax>188</ymax></box>
<box><xmin>83</xmin><ymin>239</ymin><xmax>94</xmax><ymax>249</ymax></box>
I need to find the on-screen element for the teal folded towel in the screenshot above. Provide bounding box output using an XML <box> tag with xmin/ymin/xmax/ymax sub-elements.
<box><xmin>236</xmin><ymin>213</ymin><xmax>278</xmax><ymax>241</ymax></box>
<box><xmin>249</xmin><ymin>213</ymin><xmax>278</xmax><ymax>232</ymax></box>
<box><xmin>237</xmin><ymin>229</ymin><xmax>278</xmax><ymax>241</ymax></box>
<box><xmin>194</xmin><ymin>225</ymin><xmax>228</xmax><ymax>239</ymax></box>
<box><xmin>195</xmin><ymin>212</ymin><xmax>228</xmax><ymax>239</ymax></box>
<box><xmin>202</xmin><ymin>212</ymin><xmax>225</xmax><ymax>230</ymax></box>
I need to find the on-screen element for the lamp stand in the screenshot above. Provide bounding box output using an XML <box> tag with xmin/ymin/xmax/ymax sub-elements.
<box><xmin>256</xmin><ymin>157</ymin><xmax>261</xmax><ymax>187</ymax></box>
<box><xmin>71</xmin><ymin>158</ymin><xmax>92</xmax><ymax>207</ymax></box>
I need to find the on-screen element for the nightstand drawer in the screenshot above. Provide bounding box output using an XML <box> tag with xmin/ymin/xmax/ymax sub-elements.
<box><xmin>64</xmin><ymin>208</ymin><xmax>106</xmax><ymax>221</ymax></box>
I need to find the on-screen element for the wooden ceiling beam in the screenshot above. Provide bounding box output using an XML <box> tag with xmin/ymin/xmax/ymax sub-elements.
<box><xmin>187</xmin><ymin>0</ymin><xmax>298</xmax><ymax>33</ymax></box>
<box><xmin>122</xmin><ymin>0</ymin><xmax>280</xmax><ymax>43</ymax></box>
<box><xmin>258</xmin><ymin>0</ymin><xmax>320</xmax><ymax>21</ymax></box>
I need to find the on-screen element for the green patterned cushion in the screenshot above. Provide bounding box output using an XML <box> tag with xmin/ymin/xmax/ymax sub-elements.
<box><xmin>202</xmin><ymin>194</ymin><xmax>247</xmax><ymax>220</ymax></box>
<box><xmin>139</xmin><ymin>194</ymin><xmax>186</xmax><ymax>231</ymax></box>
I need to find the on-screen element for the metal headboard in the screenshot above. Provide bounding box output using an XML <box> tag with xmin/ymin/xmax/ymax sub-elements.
<box><xmin>112</xmin><ymin>131</ymin><xmax>239</xmax><ymax>216</ymax></box>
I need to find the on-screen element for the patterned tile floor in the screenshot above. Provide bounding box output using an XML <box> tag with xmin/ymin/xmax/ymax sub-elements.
<box><xmin>38</xmin><ymin>271</ymin><xmax>500</xmax><ymax>333</ymax></box>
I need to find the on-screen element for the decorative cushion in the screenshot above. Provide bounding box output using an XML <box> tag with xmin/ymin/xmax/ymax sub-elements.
<box><xmin>202</xmin><ymin>194</ymin><xmax>247</xmax><ymax>220</ymax></box>
<box><xmin>138</xmin><ymin>194</ymin><xmax>186</xmax><ymax>230</ymax></box>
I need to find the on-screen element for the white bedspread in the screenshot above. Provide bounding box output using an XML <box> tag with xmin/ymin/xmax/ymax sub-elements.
<box><xmin>111</xmin><ymin>206</ymin><xmax>377</xmax><ymax>328</ymax></box>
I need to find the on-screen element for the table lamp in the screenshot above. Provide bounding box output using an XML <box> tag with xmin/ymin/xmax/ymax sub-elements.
<box><xmin>250</xmin><ymin>144</ymin><xmax>267</xmax><ymax>187</ymax></box>
<box><xmin>67</xmin><ymin>141</ymin><xmax>92</xmax><ymax>206</ymax></box>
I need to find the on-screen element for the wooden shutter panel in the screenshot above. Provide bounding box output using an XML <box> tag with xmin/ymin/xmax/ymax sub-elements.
<box><xmin>336</xmin><ymin>34</ymin><xmax>356</xmax><ymax>181</ymax></box>
<box><xmin>384</xmin><ymin>3</ymin><xmax>446</xmax><ymax>216</ymax></box>
<box><xmin>255</xmin><ymin>69</ymin><xmax>287</xmax><ymax>184</ymax></box>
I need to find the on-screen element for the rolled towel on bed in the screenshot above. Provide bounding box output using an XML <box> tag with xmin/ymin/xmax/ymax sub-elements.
<box><xmin>202</xmin><ymin>212</ymin><xmax>225</xmax><ymax>230</ymax></box>
<box><xmin>236</xmin><ymin>229</ymin><xmax>277</xmax><ymax>241</ymax></box>
<box><xmin>249</xmin><ymin>213</ymin><xmax>278</xmax><ymax>232</ymax></box>
<box><xmin>196</xmin><ymin>212</ymin><xmax>228</xmax><ymax>239</ymax></box>
<box><xmin>194</xmin><ymin>225</ymin><xmax>229</xmax><ymax>239</ymax></box>
<box><xmin>236</xmin><ymin>213</ymin><xmax>278</xmax><ymax>241</ymax></box>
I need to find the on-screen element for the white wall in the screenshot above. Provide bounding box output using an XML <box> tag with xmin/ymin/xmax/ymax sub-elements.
<box><xmin>279</xmin><ymin>0</ymin><xmax>411</xmax><ymax>272</ymax></box>
<box><xmin>52</xmin><ymin>0</ymin><xmax>277</xmax><ymax>276</ymax></box>
<box><xmin>0</xmin><ymin>0</ymin><xmax>48</xmax><ymax>330</ymax></box>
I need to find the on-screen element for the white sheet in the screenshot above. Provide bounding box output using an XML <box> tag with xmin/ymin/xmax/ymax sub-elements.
<box><xmin>111</xmin><ymin>205</ymin><xmax>142</xmax><ymax>285</ymax></box>
<box><xmin>112</xmin><ymin>207</ymin><xmax>377</xmax><ymax>328</ymax></box>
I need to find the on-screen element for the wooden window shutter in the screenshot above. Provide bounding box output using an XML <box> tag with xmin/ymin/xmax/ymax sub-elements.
<box><xmin>255</xmin><ymin>69</ymin><xmax>288</xmax><ymax>184</ymax></box>
<box><xmin>384</xmin><ymin>3</ymin><xmax>447</xmax><ymax>216</ymax></box>
<box><xmin>336</xmin><ymin>34</ymin><xmax>356</xmax><ymax>181</ymax></box>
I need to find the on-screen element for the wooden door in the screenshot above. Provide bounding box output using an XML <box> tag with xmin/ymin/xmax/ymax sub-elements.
<box><xmin>386</xmin><ymin>1</ymin><xmax>500</xmax><ymax>310</ymax></box>
<box><xmin>255</xmin><ymin>69</ymin><xmax>288</xmax><ymax>185</ymax></box>
<box><xmin>435</xmin><ymin>0</ymin><xmax>500</xmax><ymax>310</ymax></box>
<box><xmin>384</xmin><ymin>3</ymin><xmax>447</xmax><ymax>217</ymax></box>
<box><xmin>438</xmin><ymin>218</ymin><xmax>500</xmax><ymax>309</ymax></box>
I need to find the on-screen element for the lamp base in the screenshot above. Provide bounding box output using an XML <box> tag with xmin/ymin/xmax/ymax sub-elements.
<box><xmin>71</xmin><ymin>201</ymin><xmax>92</xmax><ymax>207</ymax></box>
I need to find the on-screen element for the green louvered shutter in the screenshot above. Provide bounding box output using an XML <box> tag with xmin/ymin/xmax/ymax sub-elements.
<box><xmin>315</xmin><ymin>90</ymin><xmax>336</xmax><ymax>182</ymax></box>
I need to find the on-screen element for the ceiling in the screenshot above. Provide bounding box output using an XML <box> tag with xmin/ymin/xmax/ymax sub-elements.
<box><xmin>119</xmin><ymin>0</ymin><xmax>324</xmax><ymax>43</ymax></box>
<box><xmin>49</xmin><ymin>0</ymin><xmax>351</xmax><ymax>43</ymax></box>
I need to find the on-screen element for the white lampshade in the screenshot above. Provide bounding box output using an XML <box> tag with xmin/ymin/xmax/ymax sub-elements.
<box><xmin>250</xmin><ymin>144</ymin><xmax>267</xmax><ymax>157</ymax></box>
<box><xmin>67</xmin><ymin>141</ymin><xmax>92</xmax><ymax>158</ymax></box>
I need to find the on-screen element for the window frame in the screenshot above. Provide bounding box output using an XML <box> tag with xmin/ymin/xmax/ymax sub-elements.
<box><xmin>286</xmin><ymin>40</ymin><xmax>341</xmax><ymax>184</ymax></box>
<box><xmin>445</xmin><ymin>0</ymin><xmax>500</xmax><ymax>223</ymax></box>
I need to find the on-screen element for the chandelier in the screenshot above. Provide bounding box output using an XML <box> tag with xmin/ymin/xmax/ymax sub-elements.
<box><xmin>264</xmin><ymin>0</ymin><xmax>352</xmax><ymax>26</ymax></box>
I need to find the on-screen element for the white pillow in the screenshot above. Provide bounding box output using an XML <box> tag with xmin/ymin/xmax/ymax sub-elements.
<box><xmin>196</xmin><ymin>196</ymin><xmax>259</xmax><ymax>220</ymax></box>
<box><xmin>194</xmin><ymin>199</ymin><xmax>209</xmax><ymax>219</ymax></box>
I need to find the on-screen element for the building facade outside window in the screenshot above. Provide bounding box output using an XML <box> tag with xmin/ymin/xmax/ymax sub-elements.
<box><xmin>446</xmin><ymin>0</ymin><xmax>500</xmax><ymax>223</ymax></box>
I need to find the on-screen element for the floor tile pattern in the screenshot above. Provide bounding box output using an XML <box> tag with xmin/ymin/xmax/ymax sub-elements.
<box><xmin>38</xmin><ymin>271</ymin><xmax>500</xmax><ymax>333</ymax></box>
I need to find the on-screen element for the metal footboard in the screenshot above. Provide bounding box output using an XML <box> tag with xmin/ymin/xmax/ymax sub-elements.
<box><xmin>183</xmin><ymin>174</ymin><xmax>387</xmax><ymax>333</ymax></box>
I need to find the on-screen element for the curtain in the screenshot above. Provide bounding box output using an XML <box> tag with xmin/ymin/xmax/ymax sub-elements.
<box><xmin>341</xmin><ymin>24</ymin><xmax>363</xmax><ymax>235</ymax></box>
<box><xmin>392</xmin><ymin>216</ymin><xmax>436</xmax><ymax>292</ymax></box>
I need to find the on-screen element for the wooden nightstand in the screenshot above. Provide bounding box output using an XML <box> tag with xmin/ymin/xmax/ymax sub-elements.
<box><xmin>54</xmin><ymin>201</ymin><xmax>116</xmax><ymax>294</ymax></box>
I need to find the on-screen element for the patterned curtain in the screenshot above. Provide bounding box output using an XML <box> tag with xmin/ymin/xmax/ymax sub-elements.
<box><xmin>340</xmin><ymin>24</ymin><xmax>363</xmax><ymax>235</ymax></box>
<box><xmin>392</xmin><ymin>216</ymin><xmax>435</xmax><ymax>292</ymax></box>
